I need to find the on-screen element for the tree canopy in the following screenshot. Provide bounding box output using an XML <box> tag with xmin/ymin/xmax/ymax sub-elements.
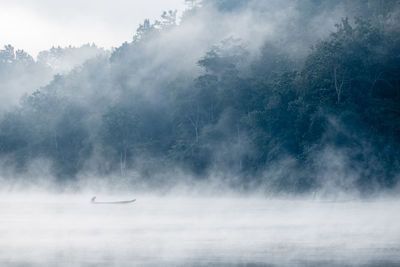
<box><xmin>0</xmin><ymin>0</ymin><xmax>399</xmax><ymax>193</ymax></box>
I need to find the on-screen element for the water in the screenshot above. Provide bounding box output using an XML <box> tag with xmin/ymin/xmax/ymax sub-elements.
<box><xmin>1</xmin><ymin>194</ymin><xmax>400</xmax><ymax>266</ymax></box>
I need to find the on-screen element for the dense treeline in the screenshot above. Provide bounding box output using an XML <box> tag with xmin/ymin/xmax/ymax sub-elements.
<box><xmin>0</xmin><ymin>0</ymin><xmax>399</xmax><ymax>193</ymax></box>
<box><xmin>0</xmin><ymin>44</ymin><xmax>106</xmax><ymax>111</ymax></box>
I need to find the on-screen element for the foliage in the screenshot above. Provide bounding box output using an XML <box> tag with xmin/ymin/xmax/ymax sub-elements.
<box><xmin>0</xmin><ymin>1</ymin><xmax>399</xmax><ymax>192</ymax></box>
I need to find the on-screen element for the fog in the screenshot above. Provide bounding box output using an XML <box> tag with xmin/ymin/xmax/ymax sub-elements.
<box><xmin>1</xmin><ymin>193</ymin><xmax>399</xmax><ymax>266</ymax></box>
<box><xmin>0</xmin><ymin>0</ymin><xmax>186</xmax><ymax>56</ymax></box>
<box><xmin>1</xmin><ymin>0</ymin><xmax>400</xmax><ymax>265</ymax></box>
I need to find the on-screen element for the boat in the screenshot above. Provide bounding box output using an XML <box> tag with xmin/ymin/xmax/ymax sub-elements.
<box><xmin>90</xmin><ymin>196</ymin><xmax>136</xmax><ymax>204</ymax></box>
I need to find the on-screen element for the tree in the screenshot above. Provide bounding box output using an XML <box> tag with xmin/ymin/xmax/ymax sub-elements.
<box><xmin>101</xmin><ymin>105</ymin><xmax>139</xmax><ymax>176</ymax></box>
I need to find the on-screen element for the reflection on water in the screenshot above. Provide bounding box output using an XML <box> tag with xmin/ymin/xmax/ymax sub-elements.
<box><xmin>0</xmin><ymin>194</ymin><xmax>400</xmax><ymax>266</ymax></box>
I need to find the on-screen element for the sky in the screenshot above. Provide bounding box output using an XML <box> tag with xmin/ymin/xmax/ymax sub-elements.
<box><xmin>0</xmin><ymin>0</ymin><xmax>187</xmax><ymax>57</ymax></box>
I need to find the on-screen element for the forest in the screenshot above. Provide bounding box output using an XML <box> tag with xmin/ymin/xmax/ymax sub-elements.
<box><xmin>0</xmin><ymin>0</ymin><xmax>399</xmax><ymax>194</ymax></box>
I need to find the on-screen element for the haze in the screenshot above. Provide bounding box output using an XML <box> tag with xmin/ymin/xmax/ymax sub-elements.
<box><xmin>0</xmin><ymin>0</ymin><xmax>186</xmax><ymax>56</ymax></box>
<box><xmin>2</xmin><ymin>193</ymin><xmax>400</xmax><ymax>266</ymax></box>
<box><xmin>0</xmin><ymin>0</ymin><xmax>400</xmax><ymax>266</ymax></box>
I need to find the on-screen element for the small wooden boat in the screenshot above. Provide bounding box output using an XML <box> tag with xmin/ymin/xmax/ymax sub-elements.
<box><xmin>91</xmin><ymin>196</ymin><xmax>136</xmax><ymax>204</ymax></box>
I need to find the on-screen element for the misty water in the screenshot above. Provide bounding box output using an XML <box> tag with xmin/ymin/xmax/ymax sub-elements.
<box><xmin>1</xmin><ymin>193</ymin><xmax>400</xmax><ymax>266</ymax></box>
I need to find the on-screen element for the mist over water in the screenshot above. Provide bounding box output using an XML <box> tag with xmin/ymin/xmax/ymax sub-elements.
<box><xmin>1</xmin><ymin>0</ymin><xmax>400</xmax><ymax>266</ymax></box>
<box><xmin>1</xmin><ymin>193</ymin><xmax>400</xmax><ymax>266</ymax></box>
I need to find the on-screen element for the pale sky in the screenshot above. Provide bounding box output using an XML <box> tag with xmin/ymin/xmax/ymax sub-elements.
<box><xmin>0</xmin><ymin>0</ymin><xmax>187</xmax><ymax>57</ymax></box>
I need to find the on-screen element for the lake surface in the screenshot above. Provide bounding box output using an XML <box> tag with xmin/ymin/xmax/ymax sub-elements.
<box><xmin>1</xmin><ymin>194</ymin><xmax>400</xmax><ymax>266</ymax></box>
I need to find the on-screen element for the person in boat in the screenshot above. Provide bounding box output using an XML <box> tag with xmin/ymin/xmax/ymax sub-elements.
<box><xmin>90</xmin><ymin>196</ymin><xmax>136</xmax><ymax>204</ymax></box>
